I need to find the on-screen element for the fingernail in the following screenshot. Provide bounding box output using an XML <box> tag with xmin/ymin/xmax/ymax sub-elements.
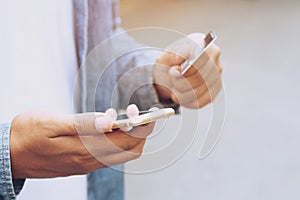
<box><xmin>169</xmin><ymin>68</ymin><xmax>180</xmax><ymax>77</ymax></box>
<box><xmin>105</xmin><ymin>108</ymin><xmax>117</xmax><ymax>120</ymax></box>
<box><xmin>95</xmin><ymin>116</ymin><xmax>113</xmax><ymax>132</ymax></box>
<box><xmin>127</xmin><ymin>104</ymin><xmax>139</xmax><ymax>118</ymax></box>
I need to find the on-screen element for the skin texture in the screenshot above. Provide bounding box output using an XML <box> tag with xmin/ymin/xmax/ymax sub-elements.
<box><xmin>9</xmin><ymin>33</ymin><xmax>223</xmax><ymax>179</ymax></box>
<box><xmin>154</xmin><ymin>33</ymin><xmax>223</xmax><ymax>109</ymax></box>
<box><xmin>10</xmin><ymin>105</ymin><xmax>154</xmax><ymax>178</ymax></box>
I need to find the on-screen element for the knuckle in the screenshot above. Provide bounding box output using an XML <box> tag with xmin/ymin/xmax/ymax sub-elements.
<box><xmin>131</xmin><ymin>149</ymin><xmax>143</xmax><ymax>160</ymax></box>
<box><xmin>132</xmin><ymin>152</ymin><xmax>142</xmax><ymax>159</ymax></box>
<box><xmin>201</xmin><ymin>95</ymin><xmax>211</xmax><ymax>107</ymax></box>
<box><xmin>196</xmin><ymin>100</ymin><xmax>205</xmax><ymax>109</ymax></box>
<box><xmin>123</xmin><ymin>142</ymin><xmax>136</xmax><ymax>151</ymax></box>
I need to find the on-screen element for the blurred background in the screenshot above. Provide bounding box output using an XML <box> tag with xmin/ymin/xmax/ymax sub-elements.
<box><xmin>17</xmin><ymin>0</ymin><xmax>300</xmax><ymax>199</ymax></box>
<box><xmin>121</xmin><ymin>0</ymin><xmax>300</xmax><ymax>200</ymax></box>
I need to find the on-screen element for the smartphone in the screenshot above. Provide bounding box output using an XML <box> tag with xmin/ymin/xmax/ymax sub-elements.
<box><xmin>112</xmin><ymin>108</ymin><xmax>175</xmax><ymax>130</ymax></box>
<box><xmin>180</xmin><ymin>31</ymin><xmax>217</xmax><ymax>74</ymax></box>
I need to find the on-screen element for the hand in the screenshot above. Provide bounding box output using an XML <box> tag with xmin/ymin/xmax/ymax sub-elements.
<box><xmin>10</xmin><ymin>105</ymin><xmax>154</xmax><ymax>178</ymax></box>
<box><xmin>153</xmin><ymin>33</ymin><xmax>223</xmax><ymax>109</ymax></box>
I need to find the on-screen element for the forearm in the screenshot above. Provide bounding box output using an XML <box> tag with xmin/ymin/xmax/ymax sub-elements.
<box><xmin>0</xmin><ymin>123</ymin><xmax>25</xmax><ymax>200</ymax></box>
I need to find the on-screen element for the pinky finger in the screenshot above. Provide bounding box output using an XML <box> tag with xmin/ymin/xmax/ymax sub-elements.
<box><xmin>186</xmin><ymin>79</ymin><xmax>222</xmax><ymax>109</ymax></box>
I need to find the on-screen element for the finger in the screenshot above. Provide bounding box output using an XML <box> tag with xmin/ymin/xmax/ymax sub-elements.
<box><xmin>185</xmin><ymin>78</ymin><xmax>222</xmax><ymax>109</ymax></box>
<box><xmin>97</xmin><ymin>139</ymin><xmax>146</xmax><ymax>167</ymax></box>
<box><xmin>171</xmin><ymin>62</ymin><xmax>220</xmax><ymax>94</ymax></box>
<box><xmin>125</xmin><ymin>122</ymin><xmax>155</xmax><ymax>138</ymax></box>
<box><xmin>94</xmin><ymin>115</ymin><xmax>114</xmax><ymax>133</ymax></box>
<box><xmin>172</xmin><ymin>83</ymin><xmax>209</xmax><ymax>106</ymax></box>
<box><xmin>79</xmin><ymin>122</ymin><xmax>155</xmax><ymax>157</ymax></box>
<box><xmin>169</xmin><ymin>65</ymin><xmax>204</xmax><ymax>90</ymax></box>
<box><xmin>173</xmin><ymin>73</ymin><xmax>220</xmax><ymax>105</ymax></box>
<box><xmin>79</xmin><ymin>132</ymin><xmax>143</xmax><ymax>157</ymax></box>
<box><xmin>47</xmin><ymin>136</ymin><xmax>146</xmax><ymax>174</ymax></box>
<box><xmin>172</xmin><ymin>74</ymin><xmax>204</xmax><ymax>93</ymax></box>
<box><xmin>105</xmin><ymin>108</ymin><xmax>117</xmax><ymax>120</ymax></box>
<box><xmin>169</xmin><ymin>66</ymin><xmax>182</xmax><ymax>78</ymax></box>
<box><xmin>170</xmin><ymin>67</ymin><xmax>203</xmax><ymax>93</ymax></box>
<box><xmin>182</xmin><ymin>59</ymin><xmax>221</xmax><ymax>92</ymax></box>
<box><xmin>126</xmin><ymin>104</ymin><xmax>139</xmax><ymax>118</ymax></box>
<box><xmin>156</xmin><ymin>51</ymin><xmax>187</xmax><ymax>67</ymax></box>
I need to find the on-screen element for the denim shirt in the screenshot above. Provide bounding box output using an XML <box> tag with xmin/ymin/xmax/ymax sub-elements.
<box><xmin>0</xmin><ymin>124</ymin><xmax>24</xmax><ymax>200</ymax></box>
<box><xmin>0</xmin><ymin>0</ymin><xmax>176</xmax><ymax>199</ymax></box>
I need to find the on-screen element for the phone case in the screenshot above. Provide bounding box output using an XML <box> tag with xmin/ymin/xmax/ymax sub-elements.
<box><xmin>112</xmin><ymin>108</ymin><xmax>175</xmax><ymax>130</ymax></box>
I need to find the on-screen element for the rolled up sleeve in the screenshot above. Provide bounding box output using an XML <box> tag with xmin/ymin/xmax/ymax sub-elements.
<box><xmin>0</xmin><ymin>123</ymin><xmax>25</xmax><ymax>200</ymax></box>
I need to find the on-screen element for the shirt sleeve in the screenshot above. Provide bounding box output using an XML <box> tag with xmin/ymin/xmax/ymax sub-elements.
<box><xmin>0</xmin><ymin>123</ymin><xmax>25</xmax><ymax>200</ymax></box>
<box><xmin>111</xmin><ymin>2</ymin><xmax>179</xmax><ymax>111</ymax></box>
<box><xmin>111</xmin><ymin>27</ymin><xmax>180</xmax><ymax>112</ymax></box>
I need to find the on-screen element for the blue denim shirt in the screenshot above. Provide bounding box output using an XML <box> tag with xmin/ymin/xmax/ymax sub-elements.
<box><xmin>0</xmin><ymin>124</ymin><xmax>24</xmax><ymax>200</ymax></box>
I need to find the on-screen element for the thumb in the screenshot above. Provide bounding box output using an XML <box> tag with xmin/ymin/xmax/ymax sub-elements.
<box><xmin>156</xmin><ymin>51</ymin><xmax>186</xmax><ymax>67</ymax></box>
<box><xmin>169</xmin><ymin>65</ymin><xmax>181</xmax><ymax>78</ymax></box>
<box><xmin>53</xmin><ymin>112</ymin><xmax>113</xmax><ymax>136</ymax></box>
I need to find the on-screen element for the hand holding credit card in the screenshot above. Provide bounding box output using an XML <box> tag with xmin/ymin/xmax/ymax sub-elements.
<box><xmin>153</xmin><ymin>31</ymin><xmax>223</xmax><ymax>109</ymax></box>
